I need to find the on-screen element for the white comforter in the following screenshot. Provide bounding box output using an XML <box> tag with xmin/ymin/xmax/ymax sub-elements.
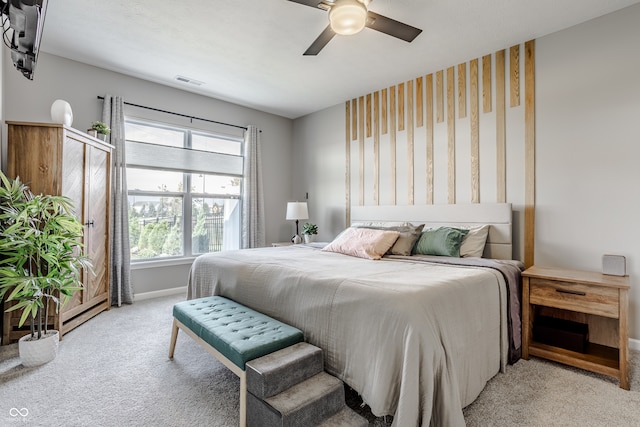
<box><xmin>187</xmin><ymin>245</ymin><xmax>509</xmax><ymax>427</ymax></box>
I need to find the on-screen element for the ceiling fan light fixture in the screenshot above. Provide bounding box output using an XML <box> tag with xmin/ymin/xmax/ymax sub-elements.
<box><xmin>329</xmin><ymin>0</ymin><xmax>367</xmax><ymax>36</ymax></box>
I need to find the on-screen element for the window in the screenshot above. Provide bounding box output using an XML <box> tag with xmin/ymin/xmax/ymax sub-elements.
<box><xmin>126</xmin><ymin>120</ymin><xmax>243</xmax><ymax>261</ymax></box>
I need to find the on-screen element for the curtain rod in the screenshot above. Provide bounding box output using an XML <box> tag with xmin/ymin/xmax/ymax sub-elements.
<box><xmin>97</xmin><ymin>96</ymin><xmax>248</xmax><ymax>131</ymax></box>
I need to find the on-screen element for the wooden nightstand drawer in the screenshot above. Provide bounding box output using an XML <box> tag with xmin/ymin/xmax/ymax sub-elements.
<box><xmin>530</xmin><ymin>278</ymin><xmax>619</xmax><ymax>318</ymax></box>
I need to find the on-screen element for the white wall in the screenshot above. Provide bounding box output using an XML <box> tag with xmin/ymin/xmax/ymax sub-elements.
<box><xmin>292</xmin><ymin>106</ymin><xmax>346</xmax><ymax>242</ymax></box>
<box><xmin>293</xmin><ymin>3</ymin><xmax>640</xmax><ymax>340</ymax></box>
<box><xmin>535</xmin><ymin>5</ymin><xmax>640</xmax><ymax>338</ymax></box>
<box><xmin>1</xmin><ymin>52</ymin><xmax>295</xmax><ymax>294</ymax></box>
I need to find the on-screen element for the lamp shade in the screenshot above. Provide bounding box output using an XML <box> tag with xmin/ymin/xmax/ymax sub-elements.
<box><xmin>286</xmin><ymin>202</ymin><xmax>309</xmax><ymax>220</ymax></box>
<box><xmin>329</xmin><ymin>0</ymin><xmax>367</xmax><ymax>36</ymax></box>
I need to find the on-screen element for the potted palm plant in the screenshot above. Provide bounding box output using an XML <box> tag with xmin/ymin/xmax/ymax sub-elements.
<box><xmin>302</xmin><ymin>222</ymin><xmax>318</xmax><ymax>244</ymax></box>
<box><xmin>0</xmin><ymin>171</ymin><xmax>91</xmax><ymax>366</ymax></box>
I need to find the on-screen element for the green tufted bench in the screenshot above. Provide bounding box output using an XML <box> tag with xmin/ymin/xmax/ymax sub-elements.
<box><xmin>168</xmin><ymin>296</ymin><xmax>304</xmax><ymax>427</ymax></box>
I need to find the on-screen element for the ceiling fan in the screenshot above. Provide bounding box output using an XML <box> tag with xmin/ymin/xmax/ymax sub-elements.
<box><xmin>288</xmin><ymin>0</ymin><xmax>423</xmax><ymax>55</ymax></box>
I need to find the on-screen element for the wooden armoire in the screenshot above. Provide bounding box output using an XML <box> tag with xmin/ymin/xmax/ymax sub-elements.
<box><xmin>2</xmin><ymin>122</ymin><xmax>113</xmax><ymax>344</ymax></box>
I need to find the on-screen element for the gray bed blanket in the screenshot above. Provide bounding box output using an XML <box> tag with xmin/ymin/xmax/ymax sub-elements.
<box><xmin>187</xmin><ymin>245</ymin><xmax>518</xmax><ymax>426</ymax></box>
<box><xmin>386</xmin><ymin>254</ymin><xmax>524</xmax><ymax>363</ymax></box>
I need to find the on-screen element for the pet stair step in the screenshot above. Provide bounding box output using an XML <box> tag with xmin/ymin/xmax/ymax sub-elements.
<box><xmin>247</xmin><ymin>372</ymin><xmax>345</xmax><ymax>427</ymax></box>
<box><xmin>316</xmin><ymin>406</ymin><xmax>369</xmax><ymax>427</ymax></box>
<box><xmin>246</xmin><ymin>342</ymin><xmax>324</xmax><ymax>399</ymax></box>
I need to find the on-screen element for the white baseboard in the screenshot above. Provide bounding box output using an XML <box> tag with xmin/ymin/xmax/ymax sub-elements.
<box><xmin>629</xmin><ymin>338</ymin><xmax>640</xmax><ymax>351</ymax></box>
<box><xmin>134</xmin><ymin>286</ymin><xmax>187</xmax><ymax>301</ymax></box>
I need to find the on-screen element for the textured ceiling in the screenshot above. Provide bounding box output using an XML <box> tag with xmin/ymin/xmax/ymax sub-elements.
<box><xmin>40</xmin><ymin>0</ymin><xmax>640</xmax><ymax>119</ymax></box>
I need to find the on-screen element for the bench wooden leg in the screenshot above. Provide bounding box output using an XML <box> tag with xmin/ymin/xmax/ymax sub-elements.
<box><xmin>168</xmin><ymin>318</ymin><xmax>179</xmax><ymax>359</ymax></box>
<box><xmin>169</xmin><ymin>317</ymin><xmax>247</xmax><ymax>426</ymax></box>
<box><xmin>240</xmin><ymin>371</ymin><xmax>247</xmax><ymax>427</ymax></box>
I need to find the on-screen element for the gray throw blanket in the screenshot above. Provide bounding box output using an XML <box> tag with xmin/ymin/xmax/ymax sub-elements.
<box><xmin>386</xmin><ymin>254</ymin><xmax>524</xmax><ymax>363</ymax></box>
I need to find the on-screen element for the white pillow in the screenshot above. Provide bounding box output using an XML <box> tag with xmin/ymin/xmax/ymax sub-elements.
<box><xmin>459</xmin><ymin>225</ymin><xmax>490</xmax><ymax>258</ymax></box>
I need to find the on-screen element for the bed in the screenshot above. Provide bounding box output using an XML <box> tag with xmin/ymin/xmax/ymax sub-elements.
<box><xmin>187</xmin><ymin>203</ymin><xmax>523</xmax><ymax>426</ymax></box>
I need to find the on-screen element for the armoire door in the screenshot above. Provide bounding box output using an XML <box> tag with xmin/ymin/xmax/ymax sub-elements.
<box><xmin>84</xmin><ymin>144</ymin><xmax>110</xmax><ymax>305</ymax></box>
<box><xmin>61</xmin><ymin>135</ymin><xmax>87</xmax><ymax>314</ymax></box>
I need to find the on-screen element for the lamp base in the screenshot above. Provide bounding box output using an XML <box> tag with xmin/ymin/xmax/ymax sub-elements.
<box><xmin>291</xmin><ymin>234</ymin><xmax>302</xmax><ymax>244</ymax></box>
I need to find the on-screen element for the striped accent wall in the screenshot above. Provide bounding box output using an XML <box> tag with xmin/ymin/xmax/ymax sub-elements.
<box><xmin>345</xmin><ymin>40</ymin><xmax>536</xmax><ymax>265</ymax></box>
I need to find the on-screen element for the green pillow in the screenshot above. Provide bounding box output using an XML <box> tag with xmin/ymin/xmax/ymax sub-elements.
<box><xmin>413</xmin><ymin>227</ymin><xmax>469</xmax><ymax>257</ymax></box>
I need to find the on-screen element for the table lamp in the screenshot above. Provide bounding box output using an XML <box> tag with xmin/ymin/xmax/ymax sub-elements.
<box><xmin>286</xmin><ymin>202</ymin><xmax>309</xmax><ymax>244</ymax></box>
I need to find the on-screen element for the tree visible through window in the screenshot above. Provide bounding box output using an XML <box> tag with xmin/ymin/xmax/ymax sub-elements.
<box><xmin>125</xmin><ymin>120</ymin><xmax>243</xmax><ymax>261</ymax></box>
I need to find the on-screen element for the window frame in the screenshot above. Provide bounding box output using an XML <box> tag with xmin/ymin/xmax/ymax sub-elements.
<box><xmin>125</xmin><ymin>119</ymin><xmax>244</xmax><ymax>264</ymax></box>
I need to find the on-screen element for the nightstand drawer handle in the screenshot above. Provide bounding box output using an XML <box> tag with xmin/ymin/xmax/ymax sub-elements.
<box><xmin>555</xmin><ymin>288</ymin><xmax>586</xmax><ymax>296</ymax></box>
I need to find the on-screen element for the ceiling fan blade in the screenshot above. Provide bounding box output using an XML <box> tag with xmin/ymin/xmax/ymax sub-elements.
<box><xmin>366</xmin><ymin>11</ymin><xmax>422</xmax><ymax>42</ymax></box>
<box><xmin>303</xmin><ymin>25</ymin><xmax>336</xmax><ymax>56</ymax></box>
<box><xmin>287</xmin><ymin>0</ymin><xmax>324</xmax><ymax>8</ymax></box>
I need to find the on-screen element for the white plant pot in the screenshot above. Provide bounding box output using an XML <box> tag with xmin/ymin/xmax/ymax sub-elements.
<box><xmin>19</xmin><ymin>330</ymin><xmax>60</xmax><ymax>367</ymax></box>
<box><xmin>304</xmin><ymin>234</ymin><xmax>316</xmax><ymax>244</ymax></box>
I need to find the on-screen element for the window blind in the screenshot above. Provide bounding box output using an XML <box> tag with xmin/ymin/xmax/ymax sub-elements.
<box><xmin>126</xmin><ymin>141</ymin><xmax>243</xmax><ymax>176</ymax></box>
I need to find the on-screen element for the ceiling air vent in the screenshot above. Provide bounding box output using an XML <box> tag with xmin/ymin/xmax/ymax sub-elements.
<box><xmin>174</xmin><ymin>75</ymin><xmax>204</xmax><ymax>86</ymax></box>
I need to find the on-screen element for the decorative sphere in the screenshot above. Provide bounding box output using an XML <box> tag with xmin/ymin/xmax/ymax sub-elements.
<box><xmin>50</xmin><ymin>99</ymin><xmax>73</xmax><ymax>126</ymax></box>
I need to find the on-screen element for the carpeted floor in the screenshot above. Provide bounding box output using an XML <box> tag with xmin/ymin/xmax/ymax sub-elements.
<box><xmin>464</xmin><ymin>348</ymin><xmax>640</xmax><ymax>426</ymax></box>
<box><xmin>1</xmin><ymin>294</ymin><xmax>639</xmax><ymax>426</ymax></box>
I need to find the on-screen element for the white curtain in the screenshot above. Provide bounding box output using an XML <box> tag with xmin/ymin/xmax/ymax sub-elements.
<box><xmin>102</xmin><ymin>95</ymin><xmax>133</xmax><ymax>306</ymax></box>
<box><xmin>241</xmin><ymin>125</ymin><xmax>265</xmax><ymax>248</ymax></box>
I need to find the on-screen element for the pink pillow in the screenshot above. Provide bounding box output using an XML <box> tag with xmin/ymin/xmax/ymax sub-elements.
<box><xmin>322</xmin><ymin>227</ymin><xmax>400</xmax><ymax>260</ymax></box>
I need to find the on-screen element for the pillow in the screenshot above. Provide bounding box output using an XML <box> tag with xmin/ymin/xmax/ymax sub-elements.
<box><xmin>413</xmin><ymin>227</ymin><xmax>469</xmax><ymax>257</ymax></box>
<box><xmin>322</xmin><ymin>227</ymin><xmax>400</xmax><ymax>260</ymax></box>
<box><xmin>388</xmin><ymin>224</ymin><xmax>425</xmax><ymax>255</ymax></box>
<box><xmin>458</xmin><ymin>225</ymin><xmax>490</xmax><ymax>258</ymax></box>
<box><xmin>351</xmin><ymin>223</ymin><xmax>425</xmax><ymax>256</ymax></box>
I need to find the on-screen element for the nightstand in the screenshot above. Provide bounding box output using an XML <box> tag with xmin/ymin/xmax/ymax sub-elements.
<box><xmin>271</xmin><ymin>242</ymin><xmax>294</xmax><ymax>247</ymax></box>
<box><xmin>522</xmin><ymin>265</ymin><xmax>630</xmax><ymax>389</ymax></box>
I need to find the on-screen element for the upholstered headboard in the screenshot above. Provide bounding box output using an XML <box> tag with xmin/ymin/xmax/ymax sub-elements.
<box><xmin>350</xmin><ymin>203</ymin><xmax>513</xmax><ymax>260</ymax></box>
